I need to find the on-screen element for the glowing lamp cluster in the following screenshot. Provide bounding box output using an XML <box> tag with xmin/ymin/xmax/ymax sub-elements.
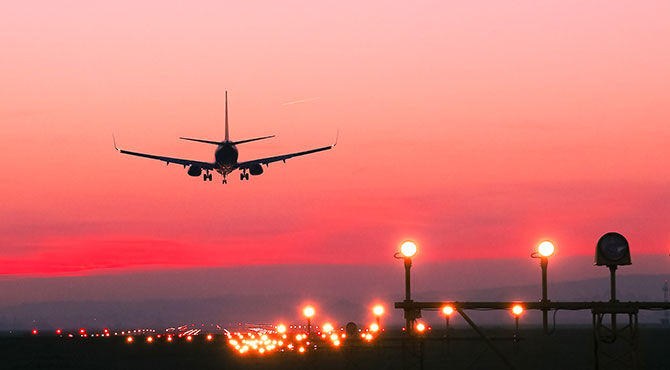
<box><xmin>373</xmin><ymin>305</ymin><xmax>384</xmax><ymax>316</ymax></box>
<box><xmin>512</xmin><ymin>304</ymin><xmax>524</xmax><ymax>316</ymax></box>
<box><xmin>400</xmin><ymin>241</ymin><xmax>417</xmax><ymax>258</ymax></box>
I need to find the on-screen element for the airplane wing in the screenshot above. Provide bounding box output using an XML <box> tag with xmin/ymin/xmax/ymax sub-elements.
<box><xmin>114</xmin><ymin>137</ymin><xmax>216</xmax><ymax>170</ymax></box>
<box><xmin>236</xmin><ymin>144</ymin><xmax>334</xmax><ymax>170</ymax></box>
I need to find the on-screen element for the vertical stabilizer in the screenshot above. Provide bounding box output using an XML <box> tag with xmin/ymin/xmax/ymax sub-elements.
<box><xmin>225</xmin><ymin>91</ymin><xmax>229</xmax><ymax>141</ymax></box>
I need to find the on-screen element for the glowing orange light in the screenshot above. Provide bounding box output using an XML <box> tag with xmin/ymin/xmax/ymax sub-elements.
<box><xmin>415</xmin><ymin>323</ymin><xmax>426</xmax><ymax>332</ymax></box>
<box><xmin>322</xmin><ymin>323</ymin><xmax>334</xmax><ymax>333</ymax></box>
<box><xmin>538</xmin><ymin>241</ymin><xmax>555</xmax><ymax>257</ymax></box>
<box><xmin>400</xmin><ymin>240</ymin><xmax>417</xmax><ymax>257</ymax></box>
<box><xmin>146</xmin><ymin>336</ymin><xmax>153</xmax><ymax>343</ymax></box>
<box><xmin>126</xmin><ymin>336</ymin><xmax>133</xmax><ymax>343</ymax></box>
<box><xmin>370</xmin><ymin>323</ymin><xmax>380</xmax><ymax>332</ymax></box>
<box><xmin>303</xmin><ymin>306</ymin><xmax>315</xmax><ymax>318</ymax></box>
<box><xmin>442</xmin><ymin>305</ymin><xmax>454</xmax><ymax>316</ymax></box>
<box><xmin>512</xmin><ymin>304</ymin><xmax>524</xmax><ymax>316</ymax></box>
<box><xmin>298</xmin><ymin>346</ymin><xmax>305</xmax><ymax>353</ymax></box>
<box><xmin>333</xmin><ymin>339</ymin><xmax>341</xmax><ymax>346</ymax></box>
<box><xmin>373</xmin><ymin>305</ymin><xmax>384</xmax><ymax>316</ymax></box>
<box><xmin>277</xmin><ymin>324</ymin><xmax>287</xmax><ymax>334</ymax></box>
<box><xmin>186</xmin><ymin>335</ymin><xmax>193</xmax><ymax>341</ymax></box>
<box><xmin>206</xmin><ymin>334</ymin><xmax>213</xmax><ymax>341</ymax></box>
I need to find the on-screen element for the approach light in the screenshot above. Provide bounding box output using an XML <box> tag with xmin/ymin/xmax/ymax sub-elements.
<box><xmin>595</xmin><ymin>232</ymin><xmax>631</xmax><ymax>266</ymax></box>
<box><xmin>370</xmin><ymin>323</ymin><xmax>380</xmax><ymax>332</ymax></box>
<box><xmin>512</xmin><ymin>304</ymin><xmax>524</xmax><ymax>316</ymax></box>
<box><xmin>206</xmin><ymin>334</ymin><xmax>213</xmax><ymax>341</ymax></box>
<box><xmin>415</xmin><ymin>323</ymin><xmax>426</xmax><ymax>333</ymax></box>
<box><xmin>373</xmin><ymin>305</ymin><xmax>384</xmax><ymax>316</ymax></box>
<box><xmin>32</xmin><ymin>329</ymin><xmax>38</xmax><ymax>335</ymax></box>
<box><xmin>400</xmin><ymin>241</ymin><xmax>417</xmax><ymax>258</ymax></box>
<box><xmin>126</xmin><ymin>336</ymin><xmax>133</xmax><ymax>343</ymax></box>
<box><xmin>442</xmin><ymin>305</ymin><xmax>454</xmax><ymax>316</ymax></box>
<box><xmin>146</xmin><ymin>336</ymin><xmax>153</xmax><ymax>343</ymax></box>
<box><xmin>538</xmin><ymin>241</ymin><xmax>555</xmax><ymax>257</ymax></box>
<box><xmin>56</xmin><ymin>329</ymin><xmax>62</xmax><ymax>335</ymax></box>
<box><xmin>322</xmin><ymin>323</ymin><xmax>334</xmax><ymax>333</ymax></box>
<box><xmin>303</xmin><ymin>306</ymin><xmax>315</xmax><ymax>318</ymax></box>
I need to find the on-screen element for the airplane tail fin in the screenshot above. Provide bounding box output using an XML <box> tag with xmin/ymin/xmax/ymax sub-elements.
<box><xmin>225</xmin><ymin>91</ymin><xmax>229</xmax><ymax>142</ymax></box>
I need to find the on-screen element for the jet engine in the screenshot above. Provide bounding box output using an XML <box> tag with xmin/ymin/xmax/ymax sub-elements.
<box><xmin>187</xmin><ymin>165</ymin><xmax>202</xmax><ymax>177</ymax></box>
<box><xmin>249</xmin><ymin>164</ymin><xmax>263</xmax><ymax>176</ymax></box>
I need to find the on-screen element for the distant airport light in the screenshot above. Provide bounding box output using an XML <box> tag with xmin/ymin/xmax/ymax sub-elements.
<box><xmin>322</xmin><ymin>323</ymin><xmax>334</xmax><ymax>333</ymax></box>
<box><xmin>303</xmin><ymin>306</ymin><xmax>315</xmax><ymax>318</ymax></box>
<box><xmin>400</xmin><ymin>241</ymin><xmax>417</xmax><ymax>258</ymax></box>
<box><xmin>538</xmin><ymin>241</ymin><xmax>555</xmax><ymax>257</ymax></box>
<box><xmin>146</xmin><ymin>336</ymin><xmax>153</xmax><ymax>343</ymax></box>
<box><xmin>56</xmin><ymin>329</ymin><xmax>62</xmax><ymax>335</ymax></box>
<box><xmin>186</xmin><ymin>335</ymin><xmax>193</xmax><ymax>341</ymax></box>
<box><xmin>370</xmin><ymin>323</ymin><xmax>380</xmax><ymax>332</ymax></box>
<box><xmin>126</xmin><ymin>336</ymin><xmax>133</xmax><ymax>343</ymax></box>
<box><xmin>373</xmin><ymin>305</ymin><xmax>384</xmax><ymax>317</ymax></box>
<box><xmin>415</xmin><ymin>323</ymin><xmax>426</xmax><ymax>333</ymax></box>
<box><xmin>512</xmin><ymin>304</ymin><xmax>524</xmax><ymax>316</ymax></box>
<box><xmin>167</xmin><ymin>335</ymin><xmax>173</xmax><ymax>342</ymax></box>
<box><xmin>206</xmin><ymin>334</ymin><xmax>213</xmax><ymax>341</ymax></box>
<box><xmin>32</xmin><ymin>329</ymin><xmax>38</xmax><ymax>335</ymax></box>
<box><xmin>442</xmin><ymin>305</ymin><xmax>454</xmax><ymax>316</ymax></box>
<box><xmin>277</xmin><ymin>324</ymin><xmax>287</xmax><ymax>334</ymax></box>
<box><xmin>79</xmin><ymin>328</ymin><xmax>86</xmax><ymax>335</ymax></box>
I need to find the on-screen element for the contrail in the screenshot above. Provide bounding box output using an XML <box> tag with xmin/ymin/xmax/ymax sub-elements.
<box><xmin>281</xmin><ymin>97</ymin><xmax>320</xmax><ymax>106</ymax></box>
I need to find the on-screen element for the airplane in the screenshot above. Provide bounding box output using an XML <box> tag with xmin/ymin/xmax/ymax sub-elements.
<box><xmin>113</xmin><ymin>91</ymin><xmax>336</xmax><ymax>184</ymax></box>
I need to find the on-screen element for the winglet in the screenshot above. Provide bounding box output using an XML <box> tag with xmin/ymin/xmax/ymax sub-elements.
<box><xmin>112</xmin><ymin>134</ymin><xmax>120</xmax><ymax>151</ymax></box>
<box><xmin>332</xmin><ymin>129</ymin><xmax>339</xmax><ymax>147</ymax></box>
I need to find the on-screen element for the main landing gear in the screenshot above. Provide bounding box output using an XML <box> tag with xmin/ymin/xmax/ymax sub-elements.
<box><xmin>240</xmin><ymin>172</ymin><xmax>249</xmax><ymax>181</ymax></box>
<box><xmin>202</xmin><ymin>173</ymin><xmax>213</xmax><ymax>181</ymax></box>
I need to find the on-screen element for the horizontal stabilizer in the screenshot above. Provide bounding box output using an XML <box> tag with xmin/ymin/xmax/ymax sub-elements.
<box><xmin>179</xmin><ymin>137</ymin><xmax>222</xmax><ymax>145</ymax></box>
<box><xmin>232</xmin><ymin>135</ymin><xmax>275</xmax><ymax>145</ymax></box>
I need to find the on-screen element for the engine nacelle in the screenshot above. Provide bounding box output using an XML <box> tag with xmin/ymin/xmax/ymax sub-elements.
<box><xmin>187</xmin><ymin>165</ymin><xmax>202</xmax><ymax>177</ymax></box>
<box><xmin>249</xmin><ymin>164</ymin><xmax>263</xmax><ymax>176</ymax></box>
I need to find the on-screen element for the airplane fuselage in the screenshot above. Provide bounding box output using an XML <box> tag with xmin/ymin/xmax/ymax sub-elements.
<box><xmin>214</xmin><ymin>142</ymin><xmax>238</xmax><ymax>174</ymax></box>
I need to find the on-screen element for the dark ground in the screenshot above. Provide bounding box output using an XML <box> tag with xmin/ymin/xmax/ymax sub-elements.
<box><xmin>2</xmin><ymin>326</ymin><xmax>669</xmax><ymax>370</ymax></box>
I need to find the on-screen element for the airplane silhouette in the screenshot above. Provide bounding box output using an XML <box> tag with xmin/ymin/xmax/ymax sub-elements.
<box><xmin>114</xmin><ymin>92</ymin><xmax>336</xmax><ymax>183</ymax></box>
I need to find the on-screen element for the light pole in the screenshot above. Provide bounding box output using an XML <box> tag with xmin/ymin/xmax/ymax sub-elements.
<box><xmin>511</xmin><ymin>304</ymin><xmax>523</xmax><ymax>351</ymax></box>
<box><xmin>373</xmin><ymin>305</ymin><xmax>384</xmax><ymax>330</ymax></box>
<box><xmin>395</xmin><ymin>240</ymin><xmax>418</xmax><ymax>332</ymax></box>
<box><xmin>442</xmin><ymin>305</ymin><xmax>454</xmax><ymax>336</ymax></box>
<box><xmin>303</xmin><ymin>306</ymin><xmax>315</xmax><ymax>338</ymax></box>
<box><xmin>531</xmin><ymin>240</ymin><xmax>555</xmax><ymax>333</ymax></box>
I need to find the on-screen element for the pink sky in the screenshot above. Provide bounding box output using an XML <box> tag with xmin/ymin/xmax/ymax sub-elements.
<box><xmin>1</xmin><ymin>1</ymin><xmax>670</xmax><ymax>276</ymax></box>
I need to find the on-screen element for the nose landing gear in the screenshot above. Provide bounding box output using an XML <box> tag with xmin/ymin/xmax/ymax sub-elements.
<box><xmin>240</xmin><ymin>172</ymin><xmax>249</xmax><ymax>181</ymax></box>
<box><xmin>203</xmin><ymin>173</ymin><xmax>213</xmax><ymax>181</ymax></box>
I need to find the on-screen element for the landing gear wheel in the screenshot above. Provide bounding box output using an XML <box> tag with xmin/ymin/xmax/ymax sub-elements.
<box><xmin>222</xmin><ymin>179</ymin><xmax>227</xmax><ymax>184</ymax></box>
<box><xmin>208</xmin><ymin>174</ymin><xmax>213</xmax><ymax>181</ymax></box>
<box><xmin>203</xmin><ymin>174</ymin><xmax>207</xmax><ymax>181</ymax></box>
<box><xmin>244</xmin><ymin>173</ymin><xmax>249</xmax><ymax>180</ymax></box>
<box><xmin>240</xmin><ymin>173</ymin><xmax>245</xmax><ymax>181</ymax></box>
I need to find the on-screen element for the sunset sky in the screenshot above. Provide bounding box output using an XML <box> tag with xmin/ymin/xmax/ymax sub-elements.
<box><xmin>2</xmin><ymin>1</ymin><xmax>670</xmax><ymax>279</ymax></box>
